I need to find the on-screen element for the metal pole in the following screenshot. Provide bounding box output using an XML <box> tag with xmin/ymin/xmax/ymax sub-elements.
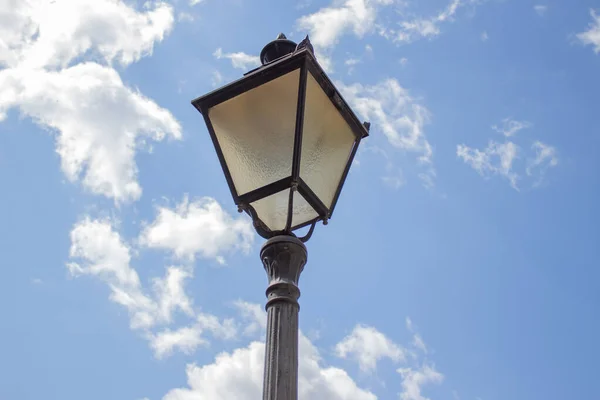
<box><xmin>260</xmin><ymin>235</ymin><xmax>307</xmax><ymax>400</ymax></box>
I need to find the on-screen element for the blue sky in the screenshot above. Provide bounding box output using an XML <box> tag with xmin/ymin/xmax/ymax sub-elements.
<box><xmin>1</xmin><ymin>0</ymin><xmax>600</xmax><ymax>399</ymax></box>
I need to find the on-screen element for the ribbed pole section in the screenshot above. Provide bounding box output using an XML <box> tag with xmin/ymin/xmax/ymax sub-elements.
<box><xmin>260</xmin><ymin>235</ymin><xmax>307</xmax><ymax>400</ymax></box>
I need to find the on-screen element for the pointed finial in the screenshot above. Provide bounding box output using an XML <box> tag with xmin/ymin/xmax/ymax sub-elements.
<box><xmin>295</xmin><ymin>35</ymin><xmax>314</xmax><ymax>55</ymax></box>
<box><xmin>276</xmin><ymin>33</ymin><xmax>287</xmax><ymax>40</ymax></box>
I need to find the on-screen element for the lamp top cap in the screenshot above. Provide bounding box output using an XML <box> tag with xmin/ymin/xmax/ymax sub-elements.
<box><xmin>260</xmin><ymin>33</ymin><xmax>298</xmax><ymax>65</ymax></box>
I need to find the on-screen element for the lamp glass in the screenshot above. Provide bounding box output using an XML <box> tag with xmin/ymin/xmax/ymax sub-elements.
<box><xmin>300</xmin><ymin>73</ymin><xmax>356</xmax><ymax>208</ymax></box>
<box><xmin>208</xmin><ymin>69</ymin><xmax>300</xmax><ymax>196</ymax></box>
<box><xmin>251</xmin><ymin>189</ymin><xmax>318</xmax><ymax>231</ymax></box>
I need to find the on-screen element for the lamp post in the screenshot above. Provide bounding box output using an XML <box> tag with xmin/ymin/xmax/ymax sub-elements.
<box><xmin>191</xmin><ymin>33</ymin><xmax>369</xmax><ymax>400</ymax></box>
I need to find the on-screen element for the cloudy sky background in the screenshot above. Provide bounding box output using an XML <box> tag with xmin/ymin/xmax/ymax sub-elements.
<box><xmin>2</xmin><ymin>0</ymin><xmax>600</xmax><ymax>399</ymax></box>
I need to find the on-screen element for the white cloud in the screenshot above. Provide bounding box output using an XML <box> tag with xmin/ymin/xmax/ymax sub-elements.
<box><xmin>398</xmin><ymin>364</ymin><xmax>444</xmax><ymax>400</ymax></box>
<box><xmin>382</xmin><ymin>174</ymin><xmax>406</xmax><ymax>190</ymax></box>
<box><xmin>153</xmin><ymin>266</ymin><xmax>195</xmax><ymax>323</ymax></box>
<box><xmin>0</xmin><ymin>64</ymin><xmax>181</xmax><ymax>202</ymax></box>
<box><xmin>190</xmin><ymin>0</ymin><xmax>206</xmax><ymax>5</ymax></box>
<box><xmin>211</xmin><ymin>69</ymin><xmax>223</xmax><ymax>87</ymax></box>
<box><xmin>492</xmin><ymin>118</ymin><xmax>532</xmax><ymax>137</ymax></box>
<box><xmin>67</xmin><ymin>215</ymin><xmax>242</xmax><ymax>358</ymax></box>
<box><xmin>337</xmin><ymin>78</ymin><xmax>436</xmax><ymax>188</ymax></box>
<box><xmin>178</xmin><ymin>12</ymin><xmax>194</xmax><ymax>22</ymax></box>
<box><xmin>139</xmin><ymin>196</ymin><xmax>254</xmax><ymax>262</ymax></box>
<box><xmin>296</xmin><ymin>0</ymin><xmax>393</xmax><ymax>50</ymax></box>
<box><xmin>389</xmin><ymin>0</ymin><xmax>476</xmax><ymax>44</ymax></box>
<box><xmin>163</xmin><ymin>334</ymin><xmax>377</xmax><ymax>400</ymax></box>
<box><xmin>406</xmin><ymin>317</ymin><xmax>414</xmax><ymax>332</ymax></box>
<box><xmin>0</xmin><ymin>0</ymin><xmax>181</xmax><ymax>203</ymax></box>
<box><xmin>534</xmin><ymin>5</ymin><xmax>548</xmax><ymax>16</ymax></box>
<box><xmin>458</xmin><ymin>119</ymin><xmax>558</xmax><ymax>189</ymax></box>
<box><xmin>150</xmin><ymin>313</ymin><xmax>237</xmax><ymax>358</ymax></box>
<box><xmin>457</xmin><ymin>140</ymin><xmax>520</xmax><ymax>189</ymax></box>
<box><xmin>577</xmin><ymin>10</ymin><xmax>600</xmax><ymax>53</ymax></box>
<box><xmin>68</xmin><ymin>217</ymin><xmax>163</xmax><ymax>330</ymax></box>
<box><xmin>481</xmin><ymin>31</ymin><xmax>489</xmax><ymax>42</ymax></box>
<box><xmin>337</xmin><ymin>79</ymin><xmax>432</xmax><ymax>162</ymax></box>
<box><xmin>296</xmin><ymin>0</ymin><xmax>393</xmax><ymax>71</ymax></box>
<box><xmin>335</xmin><ymin>325</ymin><xmax>405</xmax><ymax>373</ymax></box>
<box><xmin>412</xmin><ymin>334</ymin><xmax>427</xmax><ymax>353</ymax></box>
<box><xmin>213</xmin><ymin>48</ymin><xmax>261</xmax><ymax>70</ymax></box>
<box><xmin>526</xmin><ymin>141</ymin><xmax>558</xmax><ymax>184</ymax></box>
<box><xmin>234</xmin><ymin>300</ymin><xmax>267</xmax><ymax>337</ymax></box>
<box><xmin>0</xmin><ymin>0</ymin><xmax>174</xmax><ymax>69</ymax></box>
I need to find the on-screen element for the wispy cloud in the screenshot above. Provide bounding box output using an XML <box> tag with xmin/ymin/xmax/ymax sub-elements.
<box><xmin>211</xmin><ymin>70</ymin><xmax>223</xmax><ymax>87</ymax></box>
<box><xmin>526</xmin><ymin>141</ymin><xmax>559</xmax><ymax>185</ymax></box>
<box><xmin>67</xmin><ymin>197</ymin><xmax>255</xmax><ymax>358</ymax></box>
<box><xmin>457</xmin><ymin>140</ymin><xmax>520</xmax><ymax>189</ymax></box>
<box><xmin>213</xmin><ymin>48</ymin><xmax>261</xmax><ymax>70</ymax></box>
<box><xmin>534</xmin><ymin>5</ymin><xmax>548</xmax><ymax>16</ymax></box>
<box><xmin>458</xmin><ymin>119</ymin><xmax>558</xmax><ymax>189</ymax></box>
<box><xmin>492</xmin><ymin>118</ymin><xmax>532</xmax><ymax>137</ymax></box>
<box><xmin>297</xmin><ymin>0</ymin><xmax>393</xmax><ymax>49</ymax></box>
<box><xmin>337</xmin><ymin>78</ymin><xmax>436</xmax><ymax>188</ymax></box>
<box><xmin>398</xmin><ymin>364</ymin><xmax>444</xmax><ymax>400</ymax></box>
<box><xmin>384</xmin><ymin>0</ymin><xmax>480</xmax><ymax>44</ymax></box>
<box><xmin>296</xmin><ymin>0</ymin><xmax>394</xmax><ymax>70</ymax></box>
<box><xmin>68</xmin><ymin>217</ymin><xmax>194</xmax><ymax>331</ymax></box>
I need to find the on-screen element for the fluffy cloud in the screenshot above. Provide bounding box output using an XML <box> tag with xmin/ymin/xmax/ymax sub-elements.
<box><xmin>297</xmin><ymin>0</ymin><xmax>393</xmax><ymax>49</ymax></box>
<box><xmin>150</xmin><ymin>313</ymin><xmax>237</xmax><ymax>358</ymax></box>
<box><xmin>577</xmin><ymin>10</ymin><xmax>600</xmax><ymax>54</ymax></box>
<box><xmin>161</xmin><ymin>301</ymin><xmax>377</xmax><ymax>398</ymax></box>
<box><xmin>163</xmin><ymin>334</ymin><xmax>377</xmax><ymax>400</ymax></box>
<box><xmin>0</xmin><ymin>64</ymin><xmax>181</xmax><ymax>201</ymax></box>
<box><xmin>338</xmin><ymin>79</ymin><xmax>436</xmax><ymax>188</ymax></box>
<box><xmin>213</xmin><ymin>48</ymin><xmax>261</xmax><ymax>70</ymax></box>
<box><xmin>0</xmin><ymin>0</ymin><xmax>174</xmax><ymax>69</ymax></box>
<box><xmin>0</xmin><ymin>0</ymin><xmax>180</xmax><ymax>203</ymax></box>
<box><xmin>162</xmin><ymin>314</ymin><xmax>447</xmax><ymax>399</ymax></box>
<box><xmin>335</xmin><ymin>325</ymin><xmax>405</xmax><ymax>372</ymax></box>
<box><xmin>139</xmin><ymin>196</ymin><xmax>254</xmax><ymax>262</ymax></box>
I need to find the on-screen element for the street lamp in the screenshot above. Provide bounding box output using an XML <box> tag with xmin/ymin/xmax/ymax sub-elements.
<box><xmin>192</xmin><ymin>33</ymin><xmax>369</xmax><ymax>399</ymax></box>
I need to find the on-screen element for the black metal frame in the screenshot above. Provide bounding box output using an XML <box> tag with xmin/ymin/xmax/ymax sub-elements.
<box><xmin>192</xmin><ymin>46</ymin><xmax>369</xmax><ymax>242</ymax></box>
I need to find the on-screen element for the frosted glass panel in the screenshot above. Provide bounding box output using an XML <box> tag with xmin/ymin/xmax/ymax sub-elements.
<box><xmin>209</xmin><ymin>69</ymin><xmax>300</xmax><ymax>195</ymax></box>
<box><xmin>251</xmin><ymin>189</ymin><xmax>319</xmax><ymax>231</ymax></box>
<box><xmin>300</xmin><ymin>73</ymin><xmax>356</xmax><ymax>208</ymax></box>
